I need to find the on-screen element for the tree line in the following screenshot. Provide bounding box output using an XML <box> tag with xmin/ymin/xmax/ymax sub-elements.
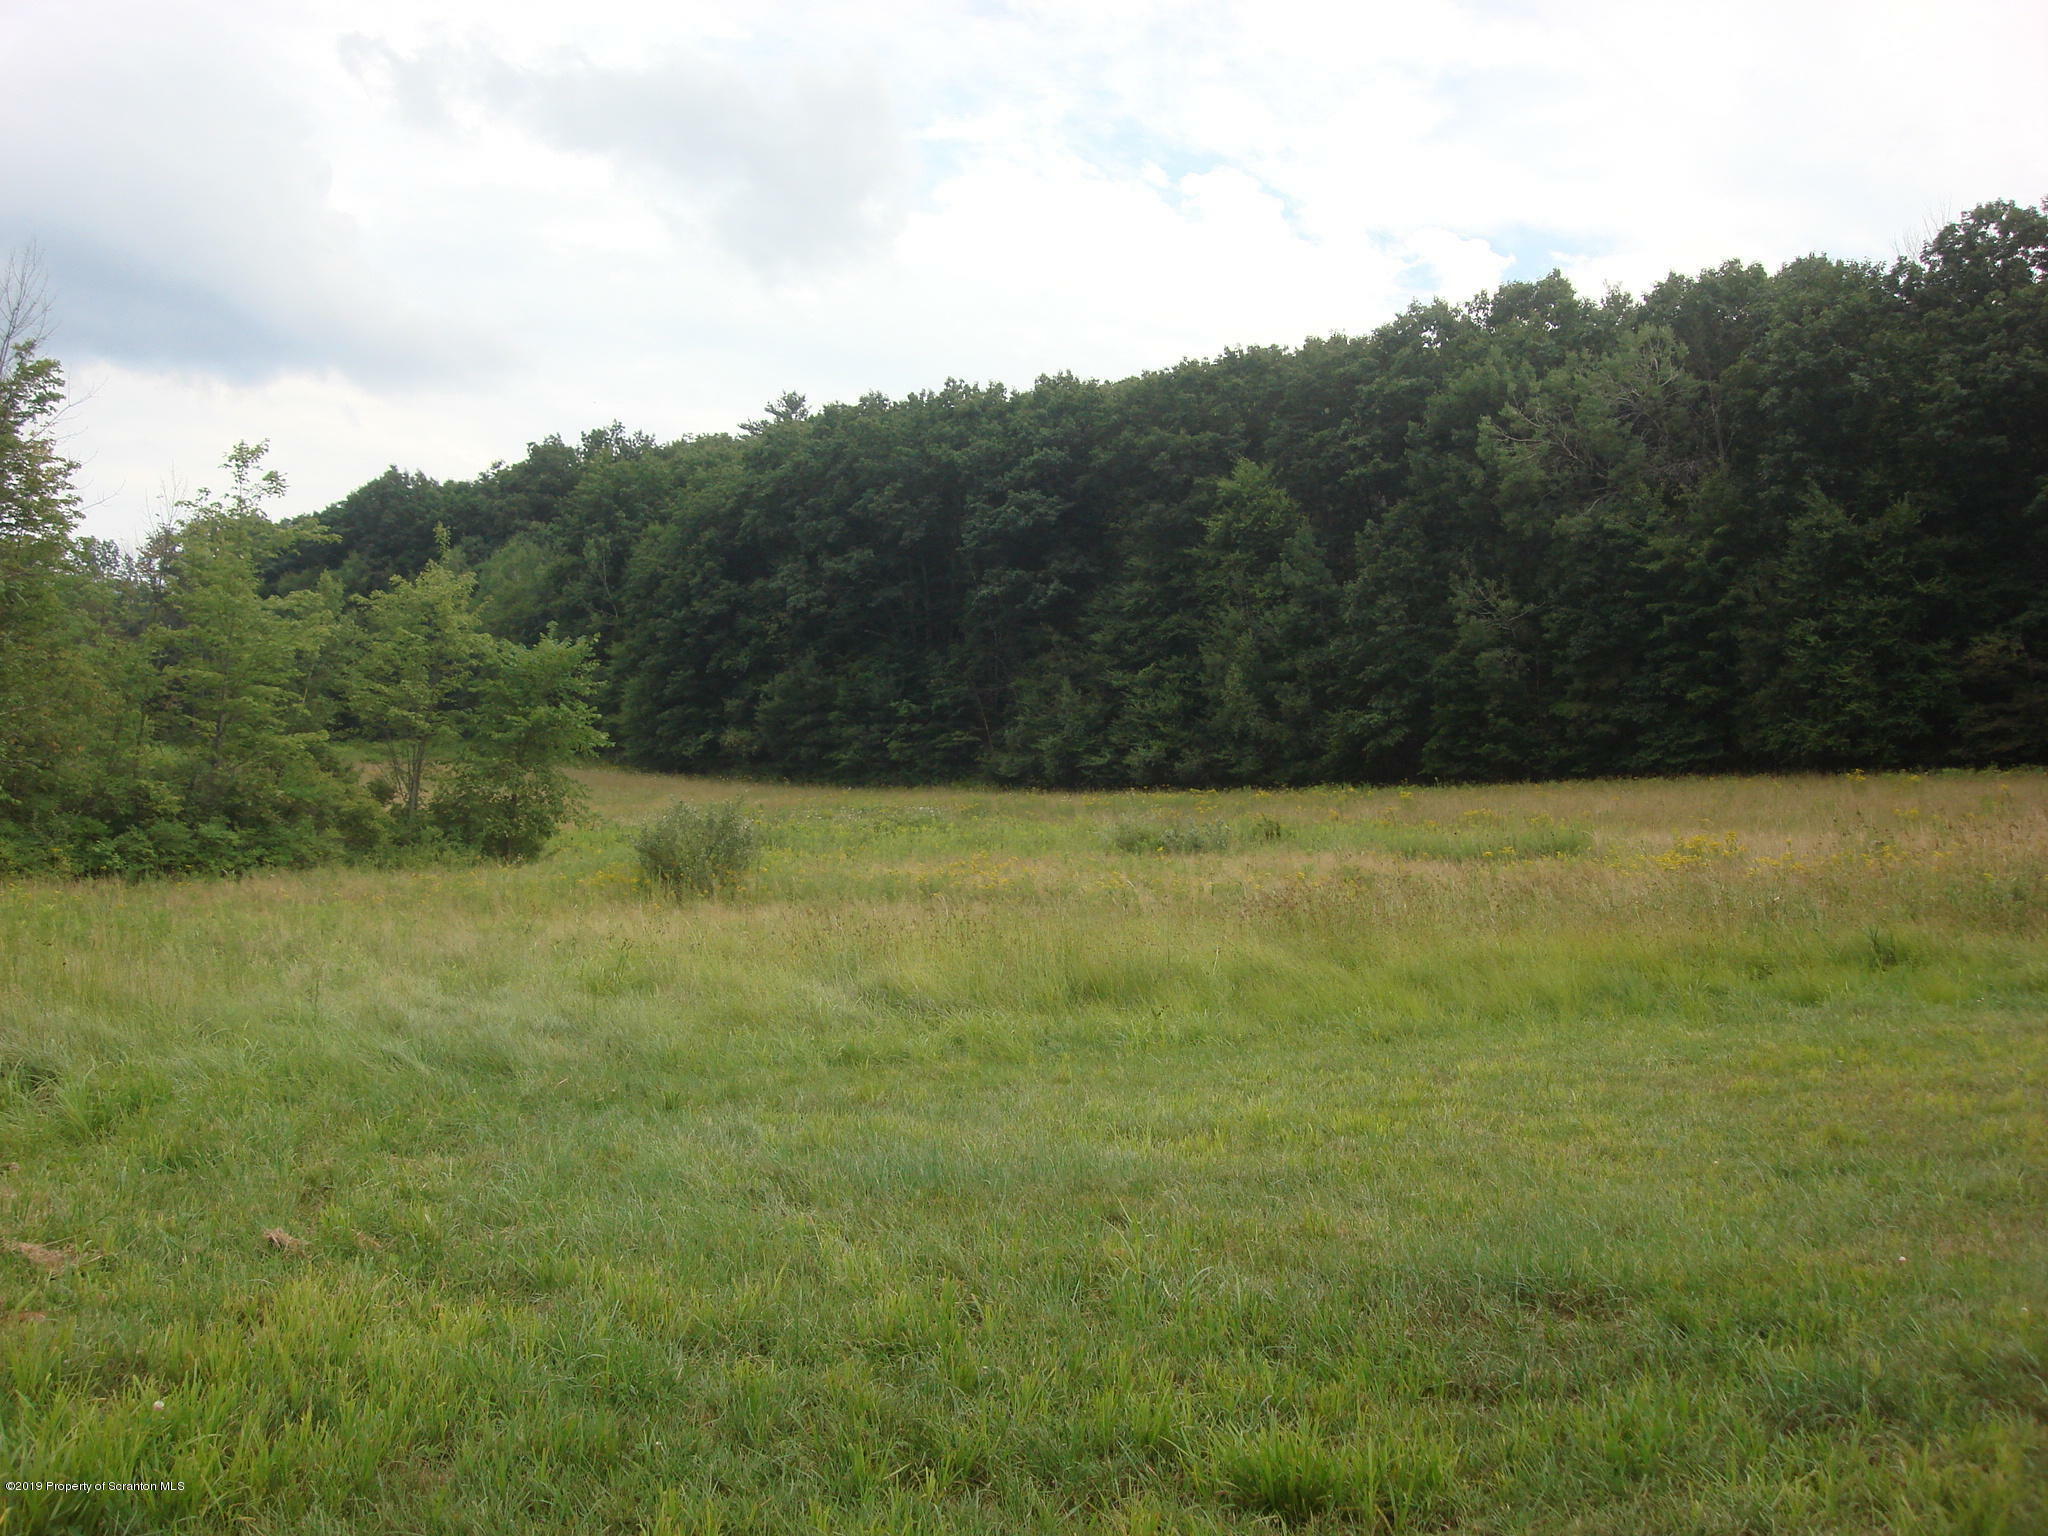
<box><xmin>271</xmin><ymin>200</ymin><xmax>2046</xmax><ymax>788</ymax></box>
<box><xmin>3</xmin><ymin>201</ymin><xmax>2043</xmax><ymax>872</ymax></box>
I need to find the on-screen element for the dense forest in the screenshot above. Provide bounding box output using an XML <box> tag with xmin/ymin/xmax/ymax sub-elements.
<box><xmin>267</xmin><ymin>199</ymin><xmax>2047</xmax><ymax>788</ymax></box>
<box><xmin>1</xmin><ymin>201</ymin><xmax>2044</xmax><ymax>871</ymax></box>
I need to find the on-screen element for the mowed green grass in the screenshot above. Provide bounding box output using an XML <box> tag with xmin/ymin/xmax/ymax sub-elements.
<box><xmin>1</xmin><ymin>770</ymin><xmax>2044</xmax><ymax>1535</ymax></box>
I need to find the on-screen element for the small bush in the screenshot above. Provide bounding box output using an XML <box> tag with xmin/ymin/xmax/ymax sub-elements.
<box><xmin>430</xmin><ymin>763</ymin><xmax>582</xmax><ymax>863</ymax></box>
<box><xmin>636</xmin><ymin>800</ymin><xmax>759</xmax><ymax>896</ymax></box>
<box><xmin>1241</xmin><ymin>814</ymin><xmax>1289</xmax><ymax>844</ymax></box>
<box><xmin>1105</xmin><ymin>819</ymin><xmax>1233</xmax><ymax>855</ymax></box>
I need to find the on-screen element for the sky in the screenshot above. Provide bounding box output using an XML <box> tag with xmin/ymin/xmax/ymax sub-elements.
<box><xmin>6</xmin><ymin>0</ymin><xmax>2044</xmax><ymax>544</ymax></box>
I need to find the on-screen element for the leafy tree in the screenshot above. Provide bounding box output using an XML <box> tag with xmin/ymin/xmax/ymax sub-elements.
<box><xmin>43</xmin><ymin>442</ymin><xmax>383</xmax><ymax>876</ymax></box>
<box><xmin>150</xmin><ymin>447</ymin><xmax>301</xmax><ymax>802</ymax></box>
<box><xmin>429</xmin><ymin>632</ymin><xmax>607</xmax><ymax>860</ymax></box>
<box><xmin>0</xmin><ymin>248</ymin><xmax>88</xmax><ymax>840</ymax></box>
<box><xmin>350</xmin><ymin>537</ymin><xmax>605</xmax><ymax>858</ymax></box>
<box><xmin>347</xmin><ymin>542</ymin><xmax>495</xmax><ymax>820</ymax></box>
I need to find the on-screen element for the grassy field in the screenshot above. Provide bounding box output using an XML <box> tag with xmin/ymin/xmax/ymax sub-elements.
<box><xmin>1</xmin><ymin>768</ymin><xmax>2044</xmax><ymax>1534</ymax></box>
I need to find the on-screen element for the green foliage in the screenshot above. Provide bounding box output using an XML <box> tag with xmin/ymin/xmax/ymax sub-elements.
<box><xmin>347</xmin><ymin>545</ymin><xmax>495</xmax><ymax>819</ymax></box>
<box><xmin>342</xmin><ymin>546</ymin><xmax>605</xmax><ymax>863</ymax></box>
<box><xmin>428</xmin><ymin>632</ymin><xmax>608</xmax><ymax>860</ymax></box>
<box><xmin>0</xmin><ymin>252</ymin><xmax>74</xmax><ymax>560</ymax></box>
<box><xmin>634</xmin><ymin>799</ymin><xmax>759</xmax><ymax>895</ymax></box>
<box><xmin>427</xmin><ymin>762</ymin><xmax>580</xmax><ymax>863</ymax></box>
<box><xmin>470</xmin><ymin>529</ymin><xmax>565</xmax><ymax>643</ymax></box>
<box><xmin>10</xmin><ymin>442</ymin><xmax>393</xmax><ymax>880</ymax></box>
<box><xmin>1744</xmin><ymin>491</ymin><xmax>1952</xmax><ymax>766</ymax></box>
<box><xmin>494</xmin><ymin>201</ymin><xmax>2044</xmax><ymax>785</ymax></box>
<box><xmin>0</xmin><ymin>405</ymin><xmax>600</xmax><ymax>876</ymax></box>
<box><xmin>149</xmin><ymin>448</ymin><xmax>354</xmax><ymax>823</ymax></box>
<box><xmin>0</xmin><ymin>249</ymin><xmax>92</xmax><ymax>828</ymax></box>
<box><xmin>461</xmin><ymin>632</ymin><xmax>610</xmax><ymax>771</ymax></box>
<box><xmin>1105</xmin><ymin>819</ymin><xmax>1233</xmax><ymax>855</ymax></box>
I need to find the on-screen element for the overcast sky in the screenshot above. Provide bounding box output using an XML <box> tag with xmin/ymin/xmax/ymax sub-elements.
<box><xmin>8</xmin><ymin>0</ymin><xmax>2044</xmax><ymax>543</ymax></box>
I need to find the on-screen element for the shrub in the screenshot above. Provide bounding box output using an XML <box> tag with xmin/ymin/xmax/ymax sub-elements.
<box><xmin>1105</xmin><ymin>819</ymin><xmax>1232</xmax><ymax>855</ymax></box>
<box><xmin>636</xmin><ymin>800</ymin><xmax>759</xmax><ymax>896</ymax></box>
<box><xmin>430</xmin><ymin>763</ymin><xmax>582</xmax><ymax>863</ymax></box>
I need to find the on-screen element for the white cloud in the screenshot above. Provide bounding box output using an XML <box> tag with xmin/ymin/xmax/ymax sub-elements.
<box><xmin>1</xmin><ymin>0</ymin><xmax>488</xmax><ymax>389</ymax></box>
<box><xmin>340</xmin><ymin>36</ymin><xmax>914</xmax><ymax>275</ymax></box>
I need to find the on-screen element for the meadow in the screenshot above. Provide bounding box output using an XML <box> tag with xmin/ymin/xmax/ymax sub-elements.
<box><xmin>1</xmin><ymin>768</ymin><xmax>2043</xmax><ymax>1534</ymax></box>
